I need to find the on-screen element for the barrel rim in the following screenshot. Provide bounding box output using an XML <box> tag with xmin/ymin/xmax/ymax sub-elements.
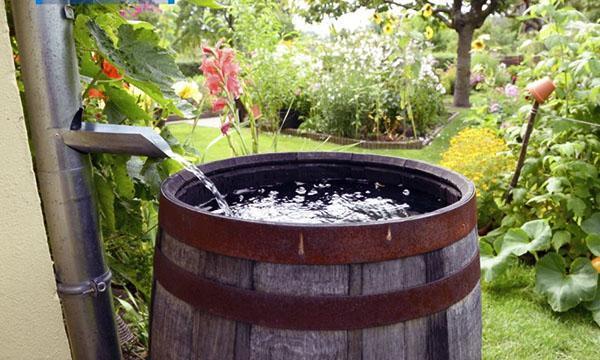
<box><xmin>159</xmin><ymin>152</ymin><xmax>477</xmax><ymax>264</ymax></box>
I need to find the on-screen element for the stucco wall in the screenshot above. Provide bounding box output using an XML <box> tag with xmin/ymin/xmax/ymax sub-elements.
<box><xmin>0</xmin><ymin>1</ymin><xmax>71</xmax><ymax>358</ymax></box>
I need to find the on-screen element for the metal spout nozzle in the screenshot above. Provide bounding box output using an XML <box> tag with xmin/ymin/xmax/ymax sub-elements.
<box><xmin>63</xmin><ymin>122</ymin><xmax>173</xmax><ymax>158</ymax></box>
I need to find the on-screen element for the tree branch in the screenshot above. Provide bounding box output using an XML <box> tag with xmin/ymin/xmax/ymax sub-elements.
<box><xmin>382</xmin><ymin>0</ymin><xmax>454</xmax><ymax>28</ymax></box>
<box><xmin>434</xmin><ymin>12</ymin><xmax>453</xmax><ymax>28</ymax></box>
<box><xmin>424</xmin><ymin>0</ymin><xmax>451</xmax><ymax>14</ymax></box>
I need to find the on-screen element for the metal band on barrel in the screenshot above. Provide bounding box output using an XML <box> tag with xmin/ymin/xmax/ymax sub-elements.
<box><xmin>158</xmin><ymin>193</ymin><xmax>476</xmax><ymax>265</ymax></box>
<box><xmin>153</xmin><ymin>248</ymin><xmax>480</xmax><ymax>331</ymax></box>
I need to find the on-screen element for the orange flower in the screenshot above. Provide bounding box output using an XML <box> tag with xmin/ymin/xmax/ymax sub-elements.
<box><xmin>102</xmin><ymin>59</ymin><xmax>122</xmax><ymax>80</ymax></box>
<box><xmin>87</xmin><ymin>88</ymin><xmax>106</xmax><ymax>100</ymax></box>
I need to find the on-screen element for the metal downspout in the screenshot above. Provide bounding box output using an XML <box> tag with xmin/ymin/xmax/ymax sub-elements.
<box><xmin>10</xmin><ymin>1</ymin><xmax>122</xmax><ymax>359</ymax></box>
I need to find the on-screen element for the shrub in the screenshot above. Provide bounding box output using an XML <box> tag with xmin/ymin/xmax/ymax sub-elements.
<box><xmin>302</xmin><ymin>30</ymin><xmax>446</xmax><ymax>139</ymax></box>
<box><xmin>440</xmin><ymin>128</ymin><xmax>514</xmax><ymax>229</ymax></box>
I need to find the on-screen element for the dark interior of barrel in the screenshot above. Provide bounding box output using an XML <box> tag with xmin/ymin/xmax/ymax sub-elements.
<box><xmin>172</xmin><ymin>158</ymin><xmax>464</xmax><ymax>222</ymax></box>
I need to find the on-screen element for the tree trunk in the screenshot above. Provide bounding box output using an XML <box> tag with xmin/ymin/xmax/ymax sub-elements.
<box><xmin>453</xmin><ymin>26</ymin><xmax>475</xmax><ymax>108</ymax></box>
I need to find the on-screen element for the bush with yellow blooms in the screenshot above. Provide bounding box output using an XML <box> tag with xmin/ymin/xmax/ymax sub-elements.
<box><xmin>440</xmin><ymin>128</ymin><xmax>514</xmax><ymax>229</ymax></box>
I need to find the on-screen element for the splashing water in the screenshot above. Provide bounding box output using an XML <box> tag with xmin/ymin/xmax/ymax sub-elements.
<box><xmin>200</xmin><ymin>179</ymin><xmax>445</xmax><ymax>224</ymax></box>
<box><xmin>167</xmin><ymin>152</ymin><xmax>232</xmax><ymax>215</ymax></box>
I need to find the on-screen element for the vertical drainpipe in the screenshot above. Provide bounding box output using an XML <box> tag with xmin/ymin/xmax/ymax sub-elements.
<box><xmin>11</xmin><ymin>1</ymin><xmax>122</xmax><ymax>359</ymax></box>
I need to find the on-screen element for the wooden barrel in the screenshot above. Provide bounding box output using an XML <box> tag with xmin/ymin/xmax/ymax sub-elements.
<box><xmin>151</xmin><ymin>153</ymin><xmax>481</xmax><ymax>360</ymax></box>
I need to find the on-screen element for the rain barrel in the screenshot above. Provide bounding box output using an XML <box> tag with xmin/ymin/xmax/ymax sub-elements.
<box><xmin>151</xmin><ymin>152</ymin><xmax>481</xmax><ymax>360</ymax></box>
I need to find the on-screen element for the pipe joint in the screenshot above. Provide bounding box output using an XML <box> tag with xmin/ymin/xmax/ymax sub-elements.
<box><xmin>57</xmin><ymin>269</ymin><xmax>112</xmax><ymax>297</ymax></box>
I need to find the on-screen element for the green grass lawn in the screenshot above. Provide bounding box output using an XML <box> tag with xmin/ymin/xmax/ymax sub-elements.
<box><xmin>169</xmin><ymin>111</ymin><xmax>466</xmax><ymax>164</ymax></box>
<box><xmin>168</xmin><ymin>113</ymin><xmax>600</xmax><ymax>359</ymax></box>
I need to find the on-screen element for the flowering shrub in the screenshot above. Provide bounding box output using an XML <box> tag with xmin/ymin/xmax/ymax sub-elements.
<box><xmin>440</xmin><ymin>128</ymin><xmax>514</xmax><ymax>229</ymax></box>
<box><xmin>302</xmin><ymin>30</ymin><xmax>446</xmax><ymax>139</ymax></box>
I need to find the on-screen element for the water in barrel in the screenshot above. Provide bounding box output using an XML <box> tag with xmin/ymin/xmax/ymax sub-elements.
<box><xmin>200</xmin><ymin>178</ymin><xmax>445</xmax><ymax>224</ymax></box>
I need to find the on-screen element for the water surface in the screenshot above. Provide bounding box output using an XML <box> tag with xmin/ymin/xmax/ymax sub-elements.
<box><xmin>202</xmin><ymin>179</ymin><xmax>445</xmax><ymax>224</ymax></box>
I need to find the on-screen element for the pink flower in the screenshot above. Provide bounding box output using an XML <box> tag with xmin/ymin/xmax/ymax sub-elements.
<box><xmin>504</xmin><ymin>84</ymin><xmax>519</xmax><ymax>98</ymax></box>
<box><xmin>470</xmin><ymin>73</ymin><xmax>485</xmax><ymax>86</ymax></box>
<box><xmin>200</xmin><ymin>43</ymin><xmax>242</xmax><ymax>99</ymax></box>
<box><xmin>226</xmin><ymin>76</ymin><xmax>241</xmax><ymax>98</ymax></box>
<box><xmin>489</xmin><ymin>102</ymin><xmax>501</xmax><ymax>113</ymax></box>
<box><xmin>205</xmin><ymin>74</ymin><xmax>221</xmax><ymax>95</ymax></box>
<box><xmin>212</xmin><ymin>98</ymin><xmax>228</xmax><ymax>112</ymax></box>
<box><xmin>220</xmin><ymin>121</ymin><xmax>231</xmax><ymax>135</ymax></box>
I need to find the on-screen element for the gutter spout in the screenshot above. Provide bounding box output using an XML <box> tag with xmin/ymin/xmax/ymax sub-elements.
<box><xmin>11</xmin><ymin>2</ymin><xmax>123</xmax><ymax>359</ymax></box>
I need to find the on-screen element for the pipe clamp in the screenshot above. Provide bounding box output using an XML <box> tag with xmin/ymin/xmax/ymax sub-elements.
<box><xmin>57</xmin><ymin>270</ymin><xmax>112</xmax><ymax>297</ymax></box>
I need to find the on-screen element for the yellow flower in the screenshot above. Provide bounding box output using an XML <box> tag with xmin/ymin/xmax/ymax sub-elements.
<box><xmin>383</xmin><ymin>22</ymin><xmax>394</xmax><ymax>35</ymax></box>
<box><xmin>172</xmin><ymin>80</ymin><xmax>202</xmax><ymax>102</ymax></box>
<box><xmin>425</xmin><ymin>26</ymin><xmax>434</xmax><ymax>40</ymax></box>
<box><xmin>373</xmin><ymin>12</ymin><xmax>383</xmax><ymax>25</ymax></box>
<box><xmin>472</xmin><ymin>39</ymin><xmax>485</xmax><ymax>52</ymax></box>
<box><xmin>422</xmin><ymin>4</ymin><xmax>433</xmax><ymax>18</ymax></box>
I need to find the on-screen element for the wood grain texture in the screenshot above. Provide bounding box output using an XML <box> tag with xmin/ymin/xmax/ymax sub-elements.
<box><xmin>150</xmin><ymin>229</ymin><xmax>481</xmax><ymax>360</ymax></box>
<box><xmin>361</xmin><ymin>255</ymin><xmax>427</xmax><ymax>360</ymax></box>
<box><xmin>250</xmin><ymin>262</ymin><xmax>349</xmax><ymax>359</ymax></box>
<box><xmin>151</xmin><ymin>232</ymin><xmax>201</xmax><ymax>360</ymax></box>
<box><xmin>446</xmin><ymin>230</ymin><xmax>481</xmax><ymax>360</ymax></box>
<box><xmin>191</xmin><ymin>246</ymin><xmax>253</xmax><ymax>360</ymax></box>
<box><xmin>346</xmin><ymin>264</ymin><xmax>363</xmax><ymax>360</ymax></box>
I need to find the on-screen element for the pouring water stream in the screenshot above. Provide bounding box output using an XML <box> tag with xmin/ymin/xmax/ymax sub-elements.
<box><xmin>166</xmin><ymin>151</ymin><xmax>233</xmax><ymax>215</ymax></box>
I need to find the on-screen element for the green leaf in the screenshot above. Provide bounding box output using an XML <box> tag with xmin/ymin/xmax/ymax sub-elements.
<box><xmin>480</xmin><ymin>240</ymin><xmax>515</xmax><ymax>282</ymax></box>
<box><xmin>500</xmin><ymin>220</ymin><xmax>552</xmax><ymax>257</ymax></box>
<box><xmin>94</xmin><ymin>173</ymin><xmax>115</xmax><ymax>232</ymax></box>
<box><xmin>112</xmin><ymin>156</ymin><xmax>135</xmax><ymax>200</ymax></box>
<box><xmin>535</xmin><ymin>254</ymin><xmax>598</xmax><ymax>312</ymax></box>
<box><xmin>521</xmin><ymin>219</ymin><xmax>552</xmax><ymax>252</ymax></box>
<box><xmin>546</xmin><ymin>177</ymin><xmax>563</xmax><ymax>193</ymax></box>
<box><xmin>567</xmin><ymin>196</ymin><xmax>587</xmax><ymax>218</ymax></box>
<box><xmin>104</xmin><ymin>85</ymin><xmax>152</xmax><ymax>124</ymax></box>
<box><xmin>583</xmin><ymin>281</ymin><xmax>600</xmax><ymax>327</ymax></box>
<box><xmin>552</xmin><ymin>230</ymin><xmax>571</xmax><ymax>251</ymax></box>
<box><xmin>87</xmin><ymin>20</ymin><xmax>184</xmax><ymax>115</ymax></box>
<box><xmin>586</xmin><ymin>234</ymin><xmax>600</xmax><ymax>256</ymax></box>
<box><xmin>501</xmin><ymin>228</ymin><xmax>530</xmax><ymax>256</ymax></box>
<box><xmin>582</xmin><ymin>213</ymin><xmax>600</xmax><ymax>235</ymax></box>
<box><xmin>74</xmin><ymin>14</ymin><xmax>95</xmax><ymax>50</ymax></box>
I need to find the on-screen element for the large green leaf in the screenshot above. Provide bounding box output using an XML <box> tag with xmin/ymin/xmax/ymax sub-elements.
<box><xmin>87</xmin><ymin>20</ymin><xmax>184</xmax><ymax>115</ymax></box>
<box><xmin>586</xmin><ymin>234</ymin><xmax>600</xmax><ymax>256</ymax></box>
<box><xmin>535</xmin><ymin>254</ymin><xmax>598</xmax><ymax>312</ymax></box>
<box><xmin>103</xmin><ymin>85</ymin><xmax>152</xmax><ymax>125</ymax></box>
<box><xmin>500</xmin><ymin>228</ymin><xmax>531</xmax><ymax>256</ymax></box>
<box><xmin>521</xmin><ymin>219</ymin><xmax>552</xmax><ymax>251</ymax></box>
<box><xmin>480</xmin><ymin>241</ymin><xmax>515</xmax><ymax>282</ymax></box>
<box><xmin>583</xmin><ymin>280</ymin><xmax>600</xmax><ymax>326</ymax></box>
<box><xmin>582</xmin><ymin>213</ymin><xmax>600</xmax><ymax>235</ymax></box>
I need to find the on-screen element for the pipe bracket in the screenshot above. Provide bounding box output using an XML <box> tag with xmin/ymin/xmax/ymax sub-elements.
<box><xmin>57</xmin><ymin>270</ymin><xmax>112</xmax><ymax>297</ymax></box>
<box><xmin>64</xmin><ymin>5</ymin><xmax>75</xmax><ymax>20</ymax></box>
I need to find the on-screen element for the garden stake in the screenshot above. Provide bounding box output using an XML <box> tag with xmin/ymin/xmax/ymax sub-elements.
<box><xmin>505</xmin><ymin>78</ymin><xmax>555</xmax><ymax>202</ymax></box>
